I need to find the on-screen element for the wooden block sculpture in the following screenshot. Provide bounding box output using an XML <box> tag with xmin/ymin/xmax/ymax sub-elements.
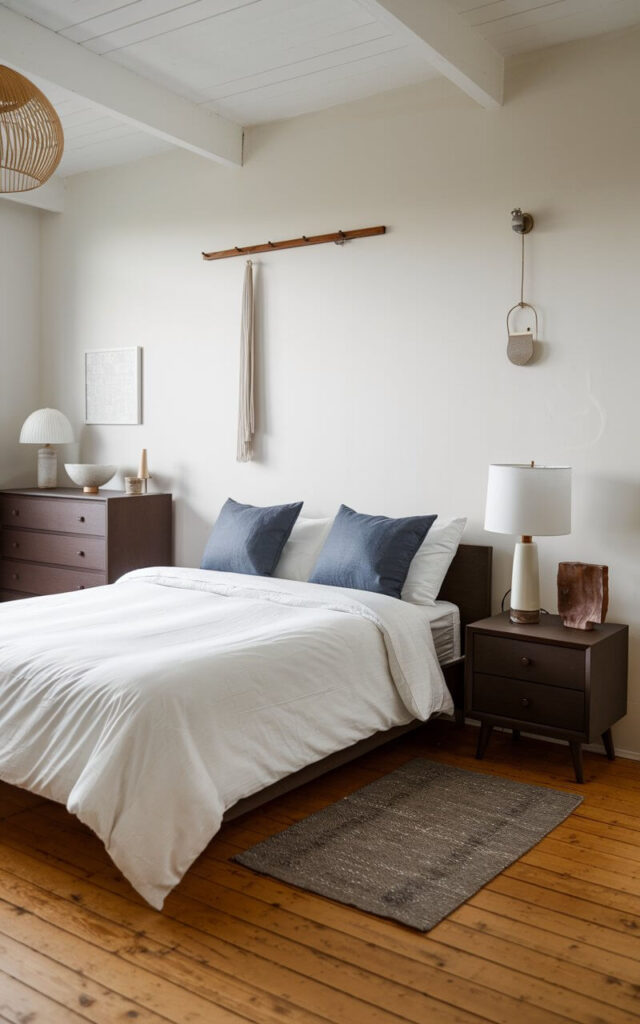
<box><xmin>558</xmin><ymin>562</ymin><xmax>609</xmax><ymax>630</ymax></box>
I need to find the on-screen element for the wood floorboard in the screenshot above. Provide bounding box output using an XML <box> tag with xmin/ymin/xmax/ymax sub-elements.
<box><xmin>94</xmin><ymin>871</ymin><xmax>570</xmax><ymax>1024</ymax></box>
<box><xmin>1</xmin><ymin>721</ymin><xmax>640</xmax><ymax>1023</ymax></box>
<box><xmin>0</xmin><ymin>968</ymin><xmax>92</xmax><ymax>1024</ymax></box>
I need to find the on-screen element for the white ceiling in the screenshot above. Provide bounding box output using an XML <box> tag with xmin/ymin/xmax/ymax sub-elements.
<box><xmin>2</xmin><ymin>0</ymin><xmax>640</xmax><ymax>178</ymax></box>
<box><xmin>450</xmin><ymin>0</ymin><xmax>640</xmax><ymax>56</ymax></box>
<box><xmin>28</xmin><ymin>74</ymin><xmax>173</xmax><ymax>177</ymax></box>
<box><xmin>3</xmin><ymin>1</ymin><xmax>440</xmax><ymax>128</ymax></box>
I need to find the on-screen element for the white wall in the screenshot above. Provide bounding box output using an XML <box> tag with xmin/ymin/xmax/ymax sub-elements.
<box><xmin>0</xmin><ymin>201</ymin><xmax>41</xmax><ymax>486</ymax></box>
<box><xmin>40</xmin><ymin>27</ymin><xmax>640</xmax><ymax>753</ymax></box>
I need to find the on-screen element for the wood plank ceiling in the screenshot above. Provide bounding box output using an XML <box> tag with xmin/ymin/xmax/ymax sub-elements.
<box><xmin>1</xmin><ymin>0</ymin><xmax>640</xmax><ymax>177</ymax></box>
<box><xmin>450</xmin><ymin>0</ymin><xmax>640</xmax><ymax>55</ymax></box>
<box><xmin>26</xmin><ymin>74</ymin><xmax>173</xmax><ymax>177</ymax></box>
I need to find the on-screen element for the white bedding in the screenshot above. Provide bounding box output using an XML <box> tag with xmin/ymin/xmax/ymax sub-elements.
<box><xmin>0</xmin><ymin>567</ymin><xmax>452</xmax><ymax>908</ymax></box>
<box><xmin>429</xmin><ymin>600</ymin><xmax>461</xmax><ymax>664</ymax></box>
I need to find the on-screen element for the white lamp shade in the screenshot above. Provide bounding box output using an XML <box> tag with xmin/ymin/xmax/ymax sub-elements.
<box><xmin>19</xmin><ymin>408</ymin><xmax>73</xmax><ymax>445</ymax></box>
<box><xmin>484</xmin><ymin>463</ymin><xmax>572</xmax><ymax>537</ymax></box>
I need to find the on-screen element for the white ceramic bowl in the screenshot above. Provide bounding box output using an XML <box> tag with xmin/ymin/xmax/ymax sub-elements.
<box><xmin>65</xmin><ymin>463</ymin><xmax>117</xmax><ymax>494</ymax></box>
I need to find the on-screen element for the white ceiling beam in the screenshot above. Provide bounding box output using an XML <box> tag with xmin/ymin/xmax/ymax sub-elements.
<box><xmin>362</xmin><ymin>0</ymin><xmax>504</xmax><ymax>108</ymax></box>
<box><xmin>0</xmin><ymin>175</ymin><xmax>65</xmax><ymax>213</ymax></box>
<box><xmin>0</xmin><ymin>5</ymin><xmax>243</xmax><ymax>167</ymax></box>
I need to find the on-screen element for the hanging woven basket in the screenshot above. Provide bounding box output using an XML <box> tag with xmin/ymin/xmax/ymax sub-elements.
<box><xmin>0</xmin><ymin>65</ymin><xmax>64</xmax><ymax>193</ymax></box>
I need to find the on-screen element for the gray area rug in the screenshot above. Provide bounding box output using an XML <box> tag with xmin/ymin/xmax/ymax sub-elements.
<box><xmin>234</xmin><ymin>758</ymin><xmax>583</xmax><ymax>930</ymax></box>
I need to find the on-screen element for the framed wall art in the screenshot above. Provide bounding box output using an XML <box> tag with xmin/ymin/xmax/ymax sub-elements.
<box><xmin>85</xmin><ymin>346</ymin><xmax>142</xmax><ymax>425</ymax></box>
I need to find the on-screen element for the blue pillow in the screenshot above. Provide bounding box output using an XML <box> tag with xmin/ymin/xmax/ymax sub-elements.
<box><xmin>309</xmin><ymin>504</ymin><xmax>437</xmax><ymax>599</ymax></box>
<box><xmin>201</xmin><ymin>498</ymin><xmax>303</xmax><ymax>576</ymax></box>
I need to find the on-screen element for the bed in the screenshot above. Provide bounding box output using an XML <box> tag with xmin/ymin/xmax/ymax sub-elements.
<box><xmin>0</xmin><ymin>544</ymin><xmax>491</xmax><ymax>909</ymax></box>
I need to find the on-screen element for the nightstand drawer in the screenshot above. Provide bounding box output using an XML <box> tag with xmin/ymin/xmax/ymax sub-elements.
<box><xmin>1</xmin><ymin>530</ymin><xmax>106</xmax><ymax>571</ymax></box>
<box><xmin>473</xmin><ymin>673</ymin><xmax>585</xmax><ymax>732</ymax></box>
<box><xmin>0</xmin><ymin>496</ymin><xmax>105</xmax><ymax>536</ymax></box>
<box><xmin>474</xmin><ymin>634</ymin><xmax>584</xmax><ymax>690</ymax></box>
<box><xmin>1</xmin><ymin>560</ymin><xmax>106</xmax><ymax>596</ymax></box>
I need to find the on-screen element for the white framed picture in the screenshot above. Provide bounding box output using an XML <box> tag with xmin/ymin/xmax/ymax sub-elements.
<box><xmin>85</xmin><ymin>347</ymin><xmax>142</xmax><ymax>425</ymax></box>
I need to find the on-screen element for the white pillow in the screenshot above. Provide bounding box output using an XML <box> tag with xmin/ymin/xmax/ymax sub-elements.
<box><xmin>401</xmin><ymin>517</ymin><xmax>467</xmax><ymax>606</ymax></box>
<box><xmin>273</xmin><ymin>516</ymin><xmax>332</xmax><ymax>581</ymax></box>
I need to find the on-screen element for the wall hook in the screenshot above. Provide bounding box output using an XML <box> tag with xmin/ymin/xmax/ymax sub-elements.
<box><xmin>203</xmin><ymin>226</ymin><xmax>385</xmax><ymax>260</ymax></box>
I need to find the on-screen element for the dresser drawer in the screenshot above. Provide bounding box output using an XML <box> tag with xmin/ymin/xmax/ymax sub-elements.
<box><xmin>0</xmin><ymin>496</ymin><xmax>105</xmax><ymax>536</ymax></box>
<box><xmin>472</xmin><ymin>673</ymin><xmax>585</xmax><ymax>732</ymax></box>
<box><xmin>1</xmin><ymin>560</ymin><xmax>106</xmax><ymax>596</ymax></box>
<box><xmin>1</xmin><ymin>529</ymin><xmax>106</xmax><ymax>571</ymax></box>
<box><xmin>0</xmin><ymin>589</ymin><xmax>36</xmax><ymax>601</ymax></box>
<box><xmin>474</xmin><ymin>634</ymin><xmax>585</xmax><ymax>690</ymax></box>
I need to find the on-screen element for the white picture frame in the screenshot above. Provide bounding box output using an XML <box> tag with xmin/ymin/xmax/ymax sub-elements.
<box><xmin>85</xmin><ymin>347</ymin><xmax>142</xmax><ymax>425</ymax></box>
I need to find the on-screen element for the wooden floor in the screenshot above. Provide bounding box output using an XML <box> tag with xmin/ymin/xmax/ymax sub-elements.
<box><xmin>1</xmin><ymin>722</ymin><xmax>639</xmax><ymax>1024</ymax></box>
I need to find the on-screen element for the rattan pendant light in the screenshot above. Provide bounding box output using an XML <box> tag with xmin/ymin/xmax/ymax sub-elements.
<box><xmin>0</xmin><ymin>65</ymin><xmax>63</xmax><ymax>192</ymax></box>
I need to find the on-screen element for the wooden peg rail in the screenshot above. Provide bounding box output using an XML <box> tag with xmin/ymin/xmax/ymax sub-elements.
<box><xmin>202</xmin><ymin>225</ymin><xmax>385</xmax><ymax>261</ymax></box>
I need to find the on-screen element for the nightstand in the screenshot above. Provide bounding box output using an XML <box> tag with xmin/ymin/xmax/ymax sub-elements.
<box><xmin>465</xmin><ymin>613</ymin><xmax>628</xmax><ymax>783</ymax></box>
<box><xmin>0</xmin><ymin>488</ymin><xmax>172</xmax><ymax>600</ymax></box>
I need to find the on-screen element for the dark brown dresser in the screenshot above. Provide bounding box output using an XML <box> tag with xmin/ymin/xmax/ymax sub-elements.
<box><xmin>465</xmin><ymin>612</ymin><xmax>628</xmax><ymax>783</ymax></box>
<box><xmin>0</xmin><ymin>488</ymin><xmax>172</xmax><ymax>601</ymax></box>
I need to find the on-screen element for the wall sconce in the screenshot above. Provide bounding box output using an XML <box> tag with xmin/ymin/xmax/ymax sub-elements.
<box><xmin>511</xmin><ymin>208</ymin><xmax>534</xmax><ymax>234</ymax></box>
<box><xmin>506</xmin><ymin>208</ymin><xmax>538</xmax><ymax>365</ymax></box>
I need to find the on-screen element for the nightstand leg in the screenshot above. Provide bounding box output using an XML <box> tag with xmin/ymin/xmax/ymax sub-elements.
<box><xmin>476</xmin><ymin>723</ymin><xmax>493</xmax><ymax>760</ymax></box>
<box><xmin>602</xmin><ymin>729</ymin><xmax>615</xmax><ymax>761</ymax></box>
<box><xmin>569</xmin><ymin>741</ymin><xmax>584</xmax><ymax>784</ymax></box>
<box><xmin>512</xmin><ymin>728</ymin><xmax>521</xmax><ymax>741</ymax></box>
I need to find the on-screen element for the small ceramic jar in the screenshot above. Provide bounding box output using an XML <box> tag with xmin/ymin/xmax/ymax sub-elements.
<box><xmin>125</xmin><ymin>476</ymin><xmax>143</xmax><ymax>495</ymax></box>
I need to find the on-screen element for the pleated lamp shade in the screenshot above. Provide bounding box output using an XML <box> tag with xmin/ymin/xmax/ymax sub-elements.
<box><xmin>20</xmin><ymin>408</ymin><xmax>73</xmax><ymax>445</ymax></box>
<box><xmin>0</xmin><ymin>65</ymin><xmax>64</xmax><ymax>193</ymax></box>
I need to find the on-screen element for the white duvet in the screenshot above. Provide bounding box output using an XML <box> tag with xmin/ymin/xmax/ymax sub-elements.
<box><xmin>0</xmin><ymin>567</ymin><xmax>452</xmax><ymax>908</ymax></box>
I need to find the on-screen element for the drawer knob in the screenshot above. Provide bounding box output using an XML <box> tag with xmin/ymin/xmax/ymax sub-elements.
<box><xmin>77</xmin><ymin>515</ymin><xmax>85</xmax><ymax>523</ymax></box>
<box><xmin>11</xmin><ymin>573</ymin><xmax>19</xmax><ymax>581</ymax></box>
<box><xmin>520</xmin><ymin>697</ymin><xmax>531</xmax><ymax>708</ymax></box>
<box><xmin>77</xmin><ymin>585</ymin><xmax>86</xmax><ymax>590</ymax></box>
<box><xmin>11</xmin><ymin>542</ymin><xmax>18</xmax><ymax>549</ymax></box>
<box><xmin>11</xmin><ymin>509</ymin><xmax>19</xmax><ymax>517</ymax></box>
<box><xmin>77</xmin><ymin>551</ymin><xmax>85</xmax><ymax>557</ymax></box>
<box><xmin>520</xmin><ymin>657</ymin><xmax>532</xmax><ymax>667</ymax></box>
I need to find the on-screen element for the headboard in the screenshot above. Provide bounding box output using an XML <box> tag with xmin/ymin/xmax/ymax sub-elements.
<box><xmin>437</xmin><ymin>543</ymin><xmax>493</xmax><ymax>652</ymax></box>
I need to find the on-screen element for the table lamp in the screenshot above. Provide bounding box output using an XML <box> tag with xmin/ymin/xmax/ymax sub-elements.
<box><xmin>484</xmin><ymin>462</ymin><xmax>572</xmax><ymax>624</ymax></box>
<box><xmin>19</xmin><ymin>408</ymin><xmax>74</xmax><ymax>488</ymax></box>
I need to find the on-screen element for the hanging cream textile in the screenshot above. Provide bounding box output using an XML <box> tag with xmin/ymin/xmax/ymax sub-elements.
<box><xmin>237</xmin><ymin>259</ymin><xmax>255</xmax><ymax>461</ymax></box>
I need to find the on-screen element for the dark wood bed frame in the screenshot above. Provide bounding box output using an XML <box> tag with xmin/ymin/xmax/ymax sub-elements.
<box><xmin>225</xmin><ymin>543</ymin><xmax>493</xmax><ymax>821</ymax></box>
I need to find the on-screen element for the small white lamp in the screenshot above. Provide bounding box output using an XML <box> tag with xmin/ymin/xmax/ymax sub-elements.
<box><xmin>485</xmin><ymin>462</ymin><xmax>572</xmax><ymax>624</ymax></box>
<box><xmin>19</xmin><ymin>408</ymin><xmax>74</xmax><ymax>488</ymax></box>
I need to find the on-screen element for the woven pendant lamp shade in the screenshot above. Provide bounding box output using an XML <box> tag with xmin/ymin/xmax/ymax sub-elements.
<box><xmin>0</xmin><ymin>65</ymin><xmax>63</xmax><ymax>193</ymax></box>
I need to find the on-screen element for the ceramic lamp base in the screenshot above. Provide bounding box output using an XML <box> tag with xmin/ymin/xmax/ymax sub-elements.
<box><xmin>37</xmin><ymin>446</ymin><xmax>57</xmax><ymax>488</ymax></box>
<box><xmin>510</xmin><ymin>539</ymin><xmax>540</xmax><ymax>624</ymax></box>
